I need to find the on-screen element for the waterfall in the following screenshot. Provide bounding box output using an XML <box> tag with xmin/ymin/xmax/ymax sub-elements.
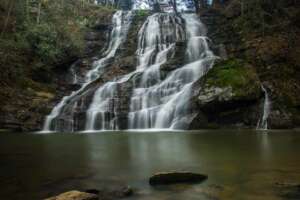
<box><xmin>128</xmin><ymin>13</ymin><xmax>215</xmax><ymax>129</ymax></box>
<box><xmin>42</xmin><ymin>11</ymin><xmax>216</xmax><ymax>132</ymax></box>
<box><xmin>41</xmin><ymin>11</ymin><xmax>133</xmax><ymax>132</ymax></box>
<box><xmin>85</xmin><ymin>13</ymin><xmax>186</xmax><ymax>131</ymax></box>
<box><xmin>85</xmin><ymin>13</ymin><xmax>215</xmax><ymax>131</ymax></box>
<box><xmin>257</xmin><ymin>86</ymin><xmax>271</xmax><ymax>130</ymax></box>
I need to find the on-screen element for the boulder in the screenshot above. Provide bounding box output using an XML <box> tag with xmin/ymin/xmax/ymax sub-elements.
<box><xmin>149</xmin><ymin>172</ymin><xmax>208</xmax><ymax>186</ymax></box>
<box><xmin>275</xmin><ymin>182</ymin><xmax>300</xmax><ymax>199</ymax></box>
<box><xmin>45</xmin><ymin>191</ymin><xmax>98</xmax><ymax>200</ymax></box>
<box><xmin>99</xmin><ymin>186</ymin><xmax>133</xmax><ymax>199</ymax></box>
<box><xmin>189</xmin><ymin>58</ymin><xmax>262</xmax><ymax>128</ymax></box>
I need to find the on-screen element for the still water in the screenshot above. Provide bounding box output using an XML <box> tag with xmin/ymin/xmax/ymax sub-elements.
<box><xmin>0</xmin><ymin>130</ymin><xmax>300</xmax><ymax>199</ymax></box>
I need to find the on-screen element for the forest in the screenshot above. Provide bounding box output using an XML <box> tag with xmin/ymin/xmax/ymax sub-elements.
<box><xmin>0</xmin><ymin>0</ymin><xmax>299</xmax><ymax>199</ymax></box>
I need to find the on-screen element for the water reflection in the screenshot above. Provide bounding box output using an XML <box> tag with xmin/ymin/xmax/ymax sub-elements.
<box><xmin>0</xmin><ymin>130</ymin><xmax>300</xmax><ymax>199</ymax></box>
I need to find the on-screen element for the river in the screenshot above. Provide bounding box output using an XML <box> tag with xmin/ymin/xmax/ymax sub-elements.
<box><xmin>0</xmin><ymin>130</ymin><xmax>300</xmax><ymax>199</ymax></box>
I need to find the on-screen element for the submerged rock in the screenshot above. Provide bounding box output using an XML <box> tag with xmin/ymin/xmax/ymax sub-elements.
<box><xmin>45</xmin><ymin>190</ymin><xmax>98</xmax><ymax>200</ymax></box>
<box><xmin>275</xmin><ymin>182</ymin><xmax>300</xmax><ymax>199</ymax></box>
<box><xmin>149</xmin><ymin>172</ymin><xmax>208</xmax><ymax>186</ymax></box>
<box><xmin>98</xmin><ymin>185</ymin><xmax>134</xmax><ymax>199</ymax></box>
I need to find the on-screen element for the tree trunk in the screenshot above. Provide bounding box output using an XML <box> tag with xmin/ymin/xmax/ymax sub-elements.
<box><xmin>1</xmin><ymin>0</ymin><xmax>14</xmax><ymax>38</ymax></box>
<box><xmin>37</xmin><ymin>1</ymin><xmax>42</xmax><ymax>24</ymax></box>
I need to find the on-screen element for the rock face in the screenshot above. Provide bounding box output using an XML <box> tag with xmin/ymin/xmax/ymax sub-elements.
<box><xmin>45</xmin><ymin>191</ymin><xmax>98</xmax><ymax>200</ymax></box>
<box><xmin>3</xmin><ymin>2</ymin><xmax>299</xmax><ymax>131</ymax></box>
<box><xmin>199</xmin><ymin>2</ymin><xmax>300</xmax><ymax>129</ymax></box>
<box><xmin>46</xmin><ymin>12</ymin><xmax>148</xmax><ymax>132</ymax></box>
<box><xmin>0</xmin><ymin>10</ymin><xmax>115</xmax><ymax>132</ymax></box>
<box><xmin>189</xmin><ymin>58</ymin><xmax>262</xmax><ymax>129</ymax></box>
<box><xmin>149</xmin><ymin>172</ymin><xmax>208</xmax><ymax>186</ymax></box>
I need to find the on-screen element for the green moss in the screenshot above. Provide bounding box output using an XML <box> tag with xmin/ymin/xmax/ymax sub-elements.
<box><xmin>205</xmin><ymin>59</ymin><xmax>261</xmax><ymax>99</ymax></box>
<box><xmin>135</xmin><ymin>10</ymin><xmax>150</xmax><ymax>17</ymax></box>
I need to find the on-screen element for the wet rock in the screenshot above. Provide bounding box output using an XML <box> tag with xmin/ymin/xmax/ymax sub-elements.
<box><xmin>92</xmin><ymin>23</ymin><xmax>111</xmax><ymax>31</ymax></box>
<box><xmin>160</xmin><ymin>41</ymin><xmax>186</xmax><ymax>75</ymax></box>
<box><xmin>189</xmin><ymin>58</ymin><xmax>262</xmax><ymax>129</ymax></box>
<box><xmin>97</xmin><ymin>185</ymin><xmax>134</xmax><ymax>200</ymax></box>
<box><xmin>84</xmin><ymin>189</ymin><xmax>99</xmax><ymax>195</ymax></box>
<box><xmin>149</xmin><ymin>172</ymin><xmax>208</xmax><ymax>186</ymax></box>
<box><xmin>275</xmin><ymin>182</ymin><xmax>300</xmax><ymax>199</ymax></box>
<box><xmin>85</xmin><ymin>31</ymin><xmax>102</xmax><ymax>41</ymax></box>
<box><xmin>45</xmin><ymin>190</ymin><xmax>98</xmax><ymax>200</ymax></box>
<box><xmin>269</xmin><ymin>110</ymin><xmax>293</xmax><ymax>129</ymax></box>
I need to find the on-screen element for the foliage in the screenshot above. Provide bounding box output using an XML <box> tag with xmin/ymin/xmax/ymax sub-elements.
<box><xmin>0</xmin><ymin>0</ymin><xmax>112</xmax><ymax>88</ymax></box>
<box><xmin>135</xmin><ymin>9</ymin><xmax>150</xmax><ymax>17</ymax></box>
<box><xmin>205</xmin><ymin>59</ymin><xmax>261</xmax><ymax>98</ymax></box>
<box><xmin>228</xmin><ymin>0</ymin><xmax>299</xmax><ymax>36</ymax></box>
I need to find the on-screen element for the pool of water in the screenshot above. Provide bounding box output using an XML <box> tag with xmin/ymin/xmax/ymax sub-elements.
<box><xmin>0</xmin><ymin>130</ymin><xmax>300</xmax><ymax>199</ymax></box>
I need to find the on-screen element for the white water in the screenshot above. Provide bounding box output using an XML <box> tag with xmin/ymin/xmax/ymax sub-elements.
<box><xmin>43</xmin><ymin>11</ymin><xmax>216</xmax><ymax>132</ymax></box>
<box><xmin>85</xmin><ymin>13</ymin><xmax>215</xmax><ymax>131</ymax></box>
<box><xmin>85</xmin><ymin>13</ymin><xmax>186</xmax><ymax>130</ymax></box>
<box><xmin>42</xmin><ymin>11</ymin><xmax>132</xmax><ymax>132</ymax></box>
<box><xmin>257</xmin><ymin>86</ymin><xmax>271</xmax><ymax>130</ymax></box>
<box><xmin>128</xmin><ymin>13</ymin><xmax>215</xmax><ymax>129</ymax></box>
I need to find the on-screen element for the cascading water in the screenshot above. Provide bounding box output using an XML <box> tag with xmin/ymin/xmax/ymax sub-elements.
<box><xmin>84</xmin><ymin>13</ymin><xmax>215</xmax><ymax>131</ymax></box>
<box><xmin>257</xmin><ymin>86</ymin><xmax>271</xmax><ymax>130</ymax></box>
<box><xmin>128</xmin><ymin>13</ymin><xmax>215</xmax><ymax>129</ymax></box>
<box><xmin>42</xmin><ymin>11</ymin><xmax>133</xmax><ymax>132</ymax></box>
<box><xmin>85</xmin><ymin>13</ymin><xmax>186</xmax><ymax>131</ymax></box>
<box><xmin>42</xmin><ymin>8</ymin><xmax>216</xmax><ymax>132</ymax></box>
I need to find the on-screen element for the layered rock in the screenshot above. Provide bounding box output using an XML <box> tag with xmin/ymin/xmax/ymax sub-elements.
<box><xmin>199</xmin><ymin>2</ymin><xmax>300</xmax><ymax>129</ymax></box>
<box><xmin>190</xmin><ymin>59</ymin><xmax>262</xmax><ymax>129</ymax></box>
<box><xmin>46</xmin><ymin>12</ymin><xmax>149</xmax><ymax>132</ymax></box>
<box><xmin>0</xmin><ymin>9</ymin><xmax>115</xmax><ymax>132</ymax></box>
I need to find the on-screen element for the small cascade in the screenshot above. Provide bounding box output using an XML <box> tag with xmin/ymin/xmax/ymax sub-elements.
<box><xmin>86</xmin><ymin>11</ymin><xmax>133</xmax><ymax>82</ymax></box>
<box><xmin>257</xmin><ymin>86</ymin><xmax>271</xmax><ymax>130</ymax></box>
<box><xmin>42</xmin><ymin>11</ymin><xmax>133</xmax><ymax>132</ymax></box>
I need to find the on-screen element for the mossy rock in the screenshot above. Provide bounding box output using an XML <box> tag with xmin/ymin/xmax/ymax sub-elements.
<box><xmin>204</xmin><ymin>58</ymin><xmax>261</xmax><ymax>100</ymax></box>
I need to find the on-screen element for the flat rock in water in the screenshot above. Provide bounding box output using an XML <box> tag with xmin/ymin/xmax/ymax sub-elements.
<box><xmin>149</xmin><ymin>172</ymin><xmax>208</xmax><ymax>186</ymax></box>
<box><xmin>45</xmin><ymin>190</ymin><xmax>98</xmax><ymax>200</ymax></box>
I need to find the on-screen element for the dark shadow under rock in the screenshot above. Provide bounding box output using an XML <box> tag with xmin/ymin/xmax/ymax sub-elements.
<box><xmin>149</xmin><ymin>172</ymin><xmax>208</xmax><ymax>186</ymax></box>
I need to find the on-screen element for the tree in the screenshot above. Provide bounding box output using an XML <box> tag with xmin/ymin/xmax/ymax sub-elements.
<box><xmin>1</xmin><ymin>0</ymin><xmax>15</xmax><ymax>38</ymax></box>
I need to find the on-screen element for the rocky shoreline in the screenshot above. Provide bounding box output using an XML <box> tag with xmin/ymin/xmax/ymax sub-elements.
<box><xmin>45</xmin><ymin>173</ymin><xmax>300</xmax><ymax>200</ymax></box>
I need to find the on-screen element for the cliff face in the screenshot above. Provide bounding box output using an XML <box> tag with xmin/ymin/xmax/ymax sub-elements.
<box><xmin>189</xmin><ymin>59</ymin><xmax>263</xmax><ymax>129</ymax></box>
<box><xmin>193</xmin><ymin>1</ymin><xmax>300</xmax><ymax>129</ymax></box>
<box><xmin>1</xmin><ymin>1</ymin><xmax>299</xmax><ymax>131</ymax></box>
<box><xmin>0</xmin><ymin>2</ymin><xmax>115</xmax><ymax>131</ymax></box>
